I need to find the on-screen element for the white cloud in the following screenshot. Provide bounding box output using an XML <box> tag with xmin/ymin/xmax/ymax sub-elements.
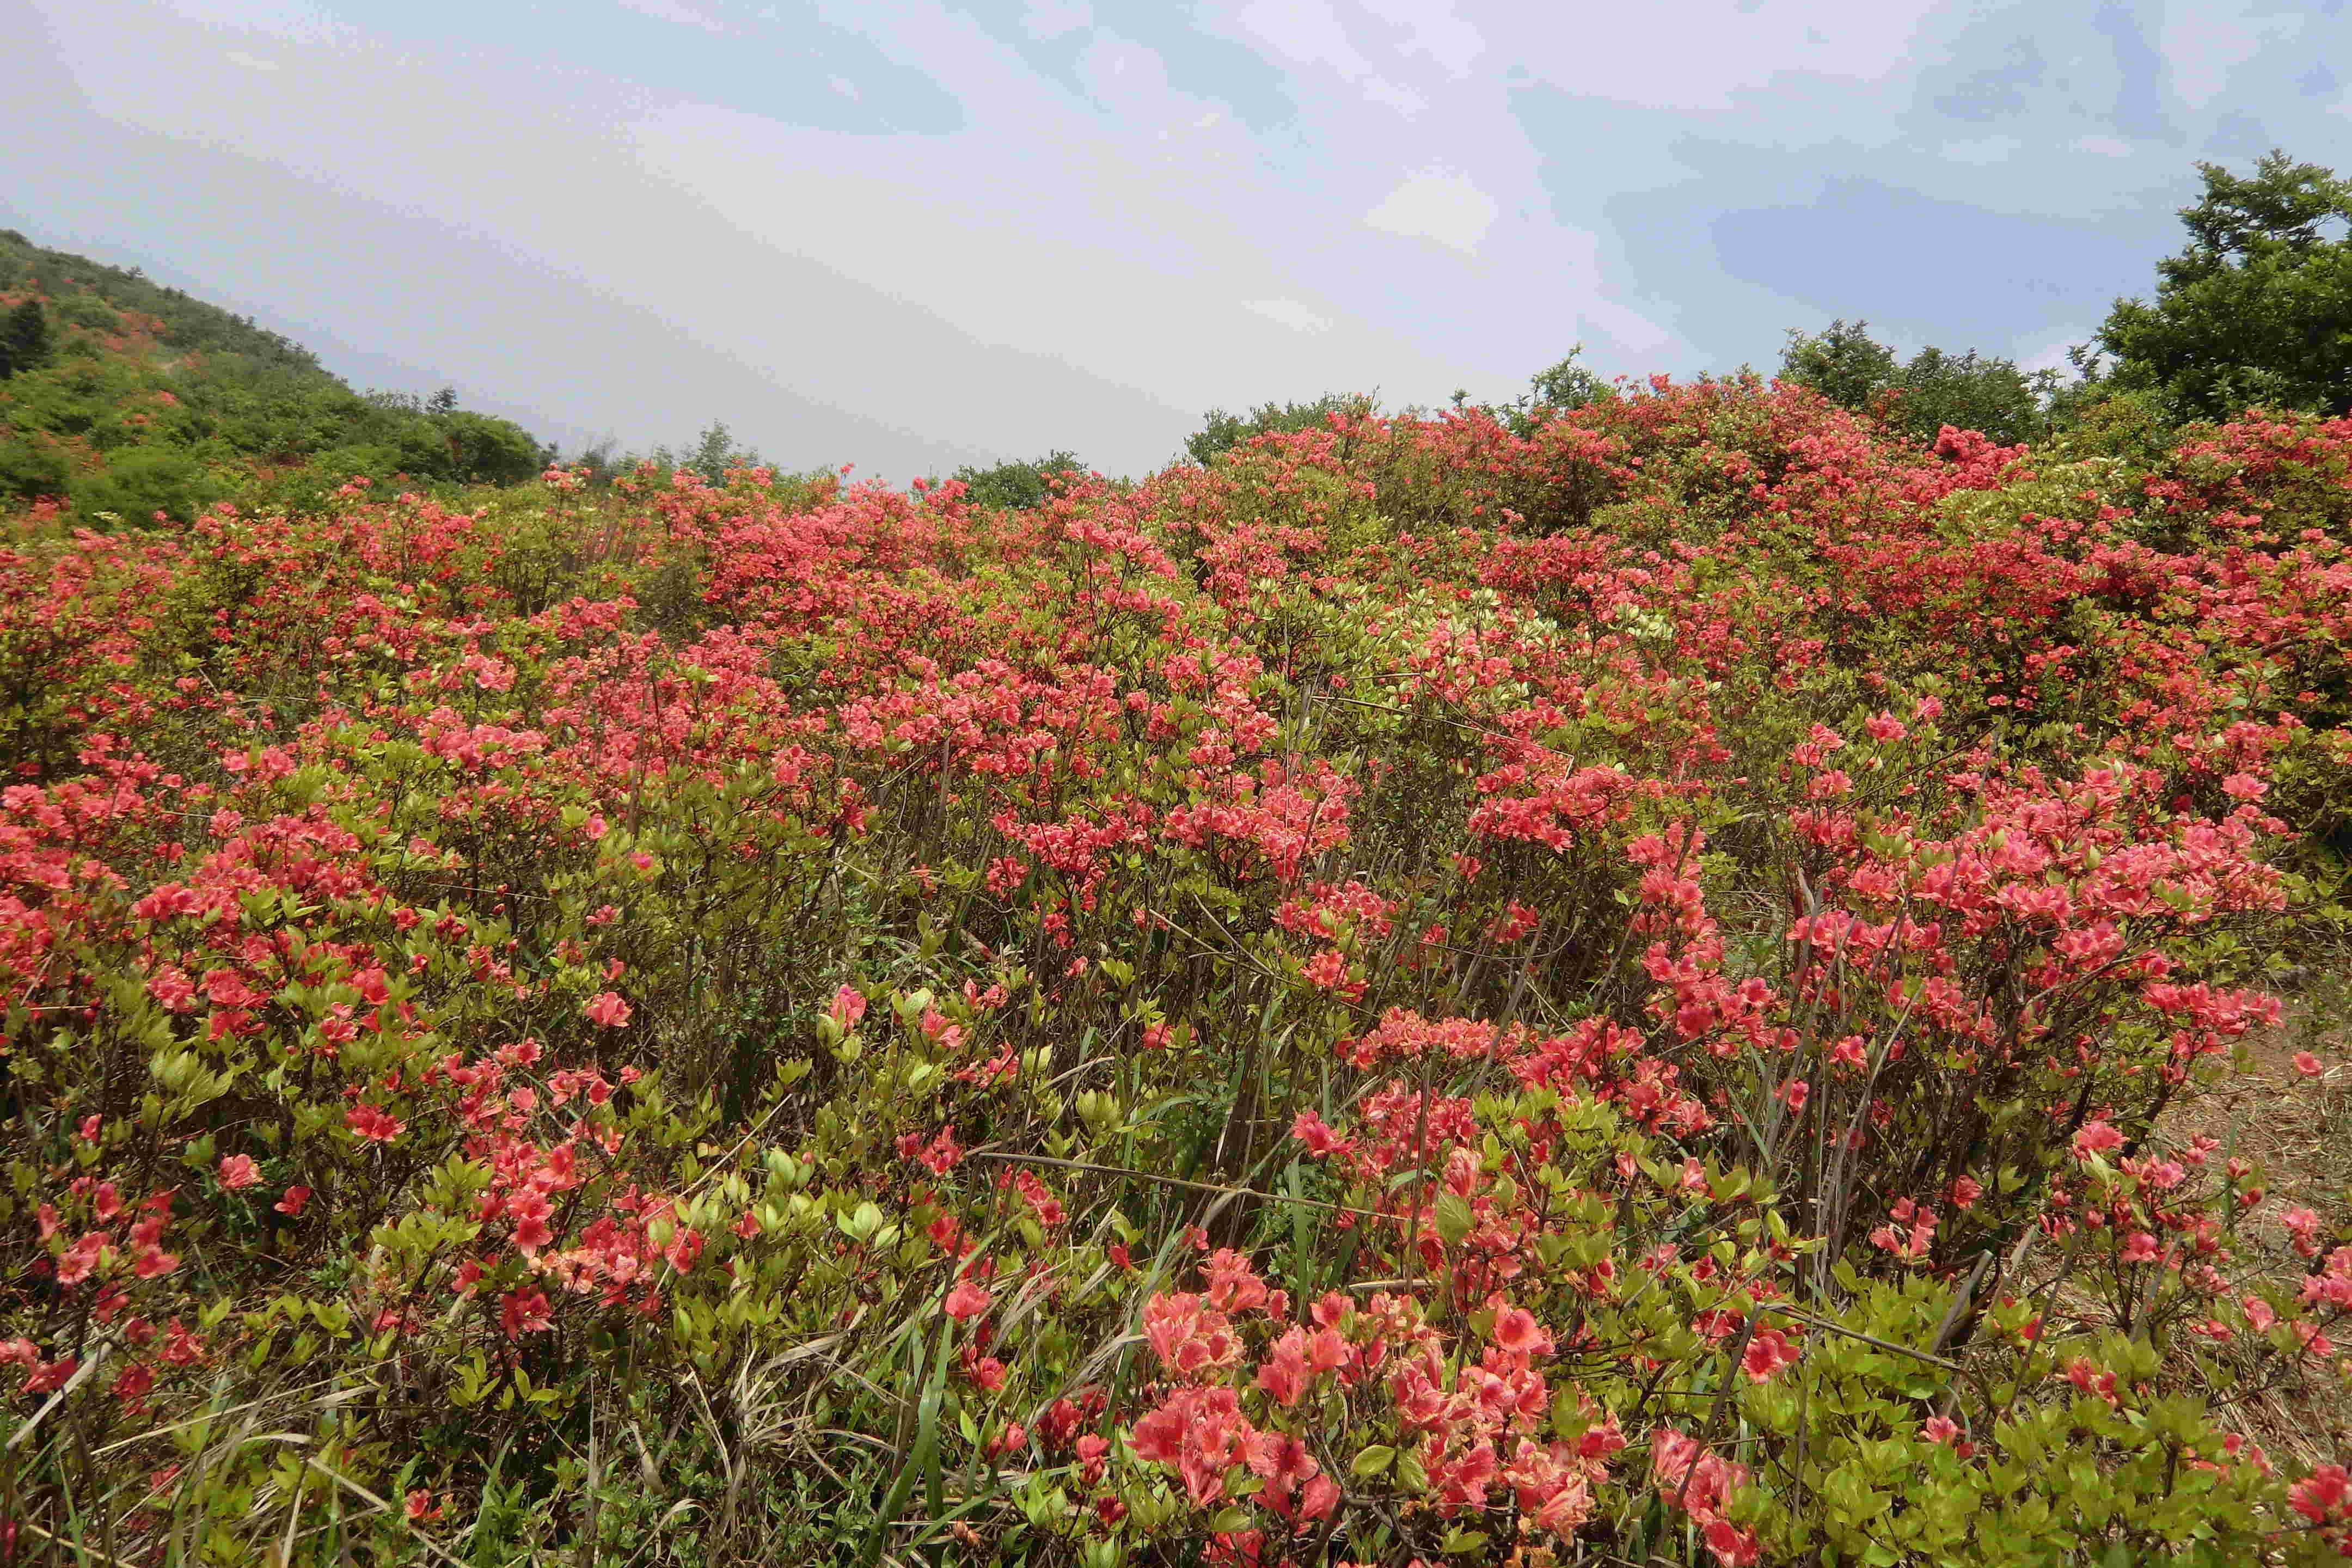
<box><xmin>1357</xmin><ymin>0</ymin><xmax>1484</xmax><ymax>76</ymax></box>
<box><xmin>224</xmin><ymin>50</ymin><xmax>279</xmax><ymax>72</ymax></box>
<box><xmin>2018</xmin><ymin>334</ymin><xmax>2091</xmax><ymax>380</ymax></box>
<box><xmin>1495</xmin><ymin>0</ymin><xmax>1939</xmax><ymax>115</ymax></box>
<box><xmin>829</xmin><ymin>75</ymin><xmax>859</xmax><ymax>100</ymax></box>
<box><xmin>1021</xmin><ymin>0</ymin><xmax>1091</xmax><ymax>41</ymax></box>
<box><xmin>1941</xmin><ymin>135</ymin><xmax>2019</xmax><ymax>166</ymax></box>
<box><xmin>1360</xmin><ymin>77</ymin><xmax>1425</xmax><ymax>116</ymax></box>
<box><xmin>1365</xmin><ymin>166</ymin><xmax>1497</xmax><ymax>255</ymax></box>
<box><xmin>617</xmin><ymin>0</ymin><xmax>725</xmax><ymax>33</ymax></box>
<box><xmin>1244</xmin><ymin>297</ymin><xmax>1333</xmax><ymax>333</ymax></box>
<box><xmin>2160</xmin><ymin>0</ymin><xmax>2299</xmax><ymax>111</ymax></box>
<box><xmin>2074</xmin><ymin>135</ymin><xmax>2133</xmax><ymax>158</ymax></box>
<box><xmin>1226</xmin><ymin>0</ymin><xmax>1423</xmax><ymax>114</ymax></box>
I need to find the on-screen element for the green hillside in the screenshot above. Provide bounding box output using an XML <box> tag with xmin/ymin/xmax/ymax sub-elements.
<box><xmin>0</xmin><ymin>229</ymin><xmax>550</xmax><ymax>524</ymax></box>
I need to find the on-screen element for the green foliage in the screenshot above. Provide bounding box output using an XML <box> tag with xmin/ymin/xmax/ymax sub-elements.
<box><xmin>69</xmin><ymin>443</ymin><xmax>210</xmax><ymax>524</ymax></box>
<box><xmin>0</xmin><ymin>230</ymin><xmax>551</xmax><ymax>524</ymax></box>
<box><xmin>636</xmin><ymin>419</ymin><xmax>768</xmax><ymax>487</ymax></box>
<box><xmin>2098</xmin><ymin>150</ymin><xmax>2352</xmax><ymax>420</ymax></box>
<box><xmin>0</xmin><ymin>431</ymin><xmax>69</xmax><ymax>502</ymax></box>
<box><xmin>1185</xmin><ymin>390</ymin><xmax>1376</xmax><ymax>464</ymax></box>
<box><xmin>1780</xmin><ymin>319</ymin><xmax>1900</xmax><ymax>414</ymax></box>
<box><xmin>949</xmin><ymin>450</ymin><xmax>1086</xmax><ymax>511</ymax></box>
<box><xmin>1781</xmin><ymin>318</ymin><xmax>2054</xmax><ymax>445</ymax></box>
<box><xmin>1522</xmin><ymin>346</ymin><xmax>1615</xmax><ymax>414</ymax></box>
<box><xmin>0</xmin><ymin>298</ymin><xmax>51</xmax><ymax>380</ymax></box>
<box><xmin>1456</xmin><ymin>346</ymin><xmax>1623</xmax><ymax>437</ymax></box>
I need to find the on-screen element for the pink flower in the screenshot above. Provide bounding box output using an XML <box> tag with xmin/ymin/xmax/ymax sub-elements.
<box><xmin>274</xmin><ymin>1186</ymin><xmax>311</xmax><ymax>1217</ymax></box>
<box><xmin>2294</xmin><ymin>1051</ymin><xmax>2324</xmax><ymax>1079</ymax></box>
<box><xmin>945</xmin><ymin>1280</ymin><xmax>993</xmax><ymax>1321</ymax></box>
<box><xmin>1488</xmin><ymin>1299</ymin><xmax>1554</xmax><ymax>1358</ymax></box>
<box><xmin>56</xmin><ymin>1232</ymin><xmax>108</xmax><ymax>1285</ymax></box>
<box><xmin>217</xmin><ymin>1154</ymin><xmax>259</xmax><ymax>1191</ymax></box>
<box><xmin>2072</xmin><ymin>1120</ymin><xmax>2125</xmax><ymax>1158</ymax></box>
<box><xmin>23</xmin><ymin>1357</ymin><xmax>78</xmax><ymax>1395</ymax></box>
<box><xmin>584</xmin><ymin>991</ymin><xmax>632</xmax><ymax>1028</ymax></box>
<box><xmin>828</xmin><ymin>985</ymin><xmax>866</xmax><ymax>1032</ymax></box>
<box><xmin>1742</xmin><ymin>1326</ymin><xmax>1799</xmax><ymax>1382</ymax></box>
<box><xmin>1922</xmin><ymin>1415</ymin><xmax>1961</xmax><ymax>1444</ymax></box>
<box><xmin>1702</xmin><ymin>1520</ymin><xmax>1760</xmax><ymax>1567</ymax></box>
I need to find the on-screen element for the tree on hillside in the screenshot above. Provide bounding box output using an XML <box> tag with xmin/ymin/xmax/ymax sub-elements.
<box><xmin>950</xmin><ymin>451</ymin><xmax>1086</xmax><ymax>511</ymax></box>
<box><xmin>1780</xmin><ymin>318</ymin><xmax>2050</xmax><ymax>445</ymax></box>
<box><xmin>2096</xmin><ymin>150</ymin><xmax>2352</xmax><ymax>420</ymax></box>
<box><xmin>1184</xmin><ymin>391</ymin><xmax>1377</xmax><ymax>464</ymax></box>
<box><xmin>438</xmin><ymin>411</ymin><xmax>548</xmax><ymax>486</ymax></box>
<box><xmin>684</xmin><ymin>420</ymin><xmax>761</xmax><ymax>485</ymax></box>
<box><xmin>0</xmin><ymin>299</ymin><xmax>50</xmax><ymax>379</ymax></box>
<box><xmin>1778</xmin><ymin>320</ymin><xmax>1898</xmax><ymax>415</ymax></box>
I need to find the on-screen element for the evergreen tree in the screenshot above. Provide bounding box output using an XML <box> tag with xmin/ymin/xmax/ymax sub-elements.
<box><xmin>0</xmin><ymin>299</ymin><xmax>50</xmax><ymax>379</ymax></box>
<box><xmin>2097</xmin><ymin>151</ymin><xmax>2352</xmax><ymax>420</ymax></box>
<box><xmin>1780</xmin><ymin>320</ymin><xmax>2050</xmax><ymax>446</ymax></box>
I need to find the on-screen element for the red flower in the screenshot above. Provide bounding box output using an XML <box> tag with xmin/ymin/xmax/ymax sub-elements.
<box><xmin>1702</xmin><ymin>1519</ymin><xmax>1760</xmax><ymax>1567</ymax></box>
<box><xmin>2292</xmin><ymin>1465</ymin><xmax>2351</xmax><ymax>1524</ymax></box>
<box><xmin>944</xmin><ymin>1280</ymin><xmax>992</xmax><ymax>1321</ymax></box>
<box><xmin>347</xmin><ymin>1105</ymin><xmax>406</xmax><ymax>1143</ymax></box>
<box><xmin>499</xmin><ymin>1288</ymin><xmax>553</xmax><ymax>1337</ymax></box>
<box><xmin>217</xmin><ymin>1154</ymin><xmax>259</xmax><ymax>1191</ymax></box>
<box><xmin>1289</xmin><ymin>1110</ymin><xmax>1354</xmax><ymax>1158</ymax></box>
<box><xmin>274</xmin><ymin>1186</ymin><xmax>311</xmax><ymax>1217</ymax></box>
<box><xmin>584</xmin><ymin>991</ymin><xmax>632</xmax><ymax>1028</ymax></box>
<box><xmin>1741</xmin><ymin>1326</ymin><xmax>1799</xmax><ymax>1382</ymax></box>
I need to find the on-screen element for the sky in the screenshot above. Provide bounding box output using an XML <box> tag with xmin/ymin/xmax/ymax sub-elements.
<box><xmin>4</xmin><ymin>0</ymin><xmax>2347</xmax><ymax>481</ymax></box>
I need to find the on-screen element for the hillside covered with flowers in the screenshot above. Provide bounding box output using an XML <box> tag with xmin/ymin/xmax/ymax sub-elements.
<box><xmin>3</xmin><ymin>363</ymin><xmax>2351</xmax><ymax>1567</ymax></box>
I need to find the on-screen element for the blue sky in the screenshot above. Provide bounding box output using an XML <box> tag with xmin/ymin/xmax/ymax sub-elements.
<box><xmin>4</xmin><ymin>0</ymin><xmax>2347</xmax><ymax>479</ymax></box>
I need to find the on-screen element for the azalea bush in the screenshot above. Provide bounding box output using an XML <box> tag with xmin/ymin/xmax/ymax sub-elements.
<box><xmin>2</xmin><ymin>389</ymin><xmax>2350</xmax><ymax>1566</ymax></box>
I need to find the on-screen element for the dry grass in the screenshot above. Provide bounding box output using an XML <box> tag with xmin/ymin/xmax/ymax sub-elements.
<box><xmin>2149</xmin><ymin>970</ymin><xmax>2352</xmax><ymax>1468</ymax></box>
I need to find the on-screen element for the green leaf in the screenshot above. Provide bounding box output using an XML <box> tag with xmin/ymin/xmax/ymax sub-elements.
<box><xmin>1351</xmin><ymin>1444</ymin><xmax>1396</xmax><ymax>1477</ymax></box>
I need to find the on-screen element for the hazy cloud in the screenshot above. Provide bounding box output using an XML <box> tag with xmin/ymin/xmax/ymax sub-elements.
<box><xmin>1243</xmin><ymin>297</ymin><xmax>1334</xmax><ymax>333</ymax></box>
<box><xmin>4</xmin><ymin>0</ymin><xmax>2347</xmax><ymax>478</ymax></box>
<box><xmin>1365</xmin><ymin>168</ymin><xmax>1498</xmax><ymax>255</ymax></box>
